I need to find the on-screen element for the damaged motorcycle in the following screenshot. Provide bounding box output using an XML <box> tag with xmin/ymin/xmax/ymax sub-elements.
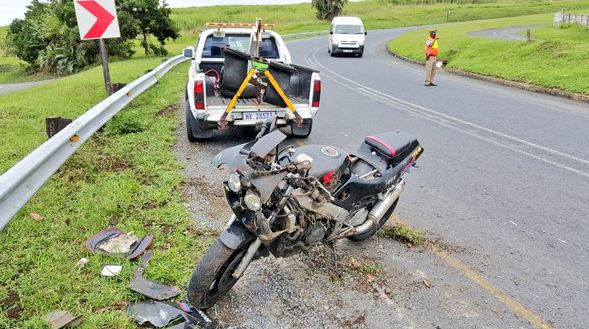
<box><xmin>187</xmin><ymin>118</ymin><xmax>424</xmax><ymax>309</ymax></box>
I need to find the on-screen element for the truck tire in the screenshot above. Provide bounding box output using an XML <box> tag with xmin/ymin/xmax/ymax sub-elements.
<box><xmin>291</xmin><ymin>120</ymin><xmax>313</xmax><ymax>138</ymax></box>
<box><xmin>187</xmin><ymin>239</ymin><xmax>249</xmax><ymax>309</ymax></box>
<box><xmin>185</xmin><ymin>100</ymin><xmax>212</xmax><ymax>142</ymax></box>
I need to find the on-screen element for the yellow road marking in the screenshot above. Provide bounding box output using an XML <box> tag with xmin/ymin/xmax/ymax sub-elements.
<box><xmin>433</xmin><ymin>247</ymin><xmax>554</xmax><ymax>329</ymax></box>
<box><xmin>389</xmin><ymin>218</ymin><xmax>553</xmax><ymax>329</ymax></box>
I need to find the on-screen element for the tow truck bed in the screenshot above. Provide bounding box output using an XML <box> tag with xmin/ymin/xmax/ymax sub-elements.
<box><xmin>206</xmin><ymin>95</ymin><xmax>308</xmax><ymax>107</ymax></box>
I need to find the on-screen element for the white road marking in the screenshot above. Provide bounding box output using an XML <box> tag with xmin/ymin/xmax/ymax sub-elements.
<box><xmin>305</xmin><ymin>47</ymin><xmax>589</xmax><ymax>179</ymax></box>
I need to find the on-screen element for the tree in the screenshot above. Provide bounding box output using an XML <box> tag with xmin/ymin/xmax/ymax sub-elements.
<box><xmin>4</xmin><ymin>0</ymin><xmax>178</xmax><ymax>74</ymax></box>
<box><xmin>312</xmin><ymin>0</ymin><xmax>348</xmax><ymax>20</ymax></box>
<box><xmin>119</xmin><ymin>0</ymin><xmax>179</xmax><ymax>56</ymax></box>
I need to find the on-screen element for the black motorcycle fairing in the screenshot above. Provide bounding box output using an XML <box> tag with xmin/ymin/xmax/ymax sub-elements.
<box><xmin>332</xmin><ymin>174</ymin><xmax>388</xmax><ymax>210</ymax></box>
<box><xmin>212</xmin><ymin>129</ymin><xmax>287</xmax><ymax>173</ymax></box>
<box><xmin>333</xmin><ymin>145</ymin><xmax>420</xmax><ymax>210</ymax></box>
<box><xmin>219</xmin><ymin>219</ymin><xmax>256</xmax><ymax>250</ymax></box>
<box><xmin>250</xmin><ymin>129</ymin><xmax>287</xmax><ymax>158</ymax></box>
<box><xmin>212</xmin><ymin>143</ymin><xmax>249</xmax><ymax>170</ymax></box>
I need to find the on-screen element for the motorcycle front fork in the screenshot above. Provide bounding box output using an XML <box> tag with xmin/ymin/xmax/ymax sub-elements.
<box><xmin>232</xmin><ymin>238</ymin><xmax>262</xmax><ymax>279</ymax></box>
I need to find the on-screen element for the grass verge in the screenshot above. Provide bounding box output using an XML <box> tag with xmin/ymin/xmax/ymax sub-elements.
<box><xmin>388</xmin><ymin>13</ymin><xmax>589</xmax><ymax>94</ymax></box>
<box><xmin>0</xmin><ymin>59</ymin><xmax>213</xmax><ymax>327</ymax></box>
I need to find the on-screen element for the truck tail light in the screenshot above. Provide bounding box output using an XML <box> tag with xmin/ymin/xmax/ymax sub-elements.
<box><xmin>312</xmin><ymin>80</ymin><xmax>321</xmax><ymax>108</ymax></box>
<box><xmin>194</xmin><ymin>81</ymin><xmax>205</xmax><ymax>110</ymax></box>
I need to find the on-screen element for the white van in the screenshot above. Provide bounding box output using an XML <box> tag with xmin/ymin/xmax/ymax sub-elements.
<box><xmin>328</xmin><ymin>16</ymin><xmax>367</xmax><ymax>57</ymax></box>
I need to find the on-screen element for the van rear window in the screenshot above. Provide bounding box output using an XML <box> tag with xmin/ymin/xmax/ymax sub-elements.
<box><xmin>202</xmin><ymin>34</ymin><xmax>279</xmax><ymax>59</ymax></box>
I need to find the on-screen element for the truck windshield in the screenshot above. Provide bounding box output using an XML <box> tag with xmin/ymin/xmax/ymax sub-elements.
<box><xmin>334</xmin><ymin>25</ymin><xmax>364</xmax><ymax>34</ymax></box>
<box><xmin>202</xmin><ymin>34</ymin><xmax>279</xmax><ymax>59</ymax></box>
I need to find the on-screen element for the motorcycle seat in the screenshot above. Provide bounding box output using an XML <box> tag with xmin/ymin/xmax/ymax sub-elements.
<box><xmin>364</xmin><ymin>132</ymin><xmax>414</xmax><ymax>161</ymax></box>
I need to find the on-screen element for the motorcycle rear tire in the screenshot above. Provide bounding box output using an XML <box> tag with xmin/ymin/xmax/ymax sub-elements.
<box><xmin>187</xmin><ymin>238</ymin><xmax>249</xmax><ymax>309</ymax></box>
<box><xmin>347</xmin><ymin>199</ymin><xmax>399</xmax><ymax>242</ymax></box>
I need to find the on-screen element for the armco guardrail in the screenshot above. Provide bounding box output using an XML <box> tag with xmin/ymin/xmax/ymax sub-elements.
<box><xmin>0</xmin><ymin>55</ymin><xmax>188</xmax><ymax>230</ymax></box>
<box><xmin>282</xmin><ymin>30</ymin><xmax>329</xmax><ymax>39</ymax></box>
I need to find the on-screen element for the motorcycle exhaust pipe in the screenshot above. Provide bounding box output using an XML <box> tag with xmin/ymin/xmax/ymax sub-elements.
<box><xmin>354</xmin><ymin>179</ymin><xmax>405</xmax><ymax>235</ymax></box>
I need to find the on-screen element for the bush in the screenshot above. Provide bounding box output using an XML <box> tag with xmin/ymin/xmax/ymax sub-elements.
<box><xmin>312</xmin><ymin>0</ymin><xmax>348</xmax><ymax>20</ymax></box>
<box><xmin>105</xmin><ymin>111</ymin><xmax>146</xmax><ymax>135</ymax></box>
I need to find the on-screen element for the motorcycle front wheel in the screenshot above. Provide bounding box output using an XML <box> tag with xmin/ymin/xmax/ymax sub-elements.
<box><xmin>348</xmin><ymin>199</ymin><xmax>399</xmax><ymax>242</ymax></box>
<box><xmin>187</xmin><ymin>238</ymin><xmax>249</xmax><ymax>309</ymax></box>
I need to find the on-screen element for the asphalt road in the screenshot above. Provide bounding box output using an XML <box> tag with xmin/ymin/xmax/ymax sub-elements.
<box><xmin>177</xmin><ymin>28</ymin><xmax>589</xmax><ymax>328</ymax></box>
<box><xmin>469</xmin><ymin>25</ymin><xmax>540</xmax><ymax>41</ymax></box>
<box><xmin>0</xmin><ymin>80</ymin><xmax>54</xmax><ymax>95</ymax></box>
<box><xmin>288</xmin><ymin>29</ymin><xmax>589</xmax><ymax>328</ymax></box>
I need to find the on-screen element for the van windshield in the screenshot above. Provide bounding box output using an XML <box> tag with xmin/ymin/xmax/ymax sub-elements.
<box><xmin>334</xmin><ymin>25</ymin><xmax>364</xmax><ymax>34</ymax></box>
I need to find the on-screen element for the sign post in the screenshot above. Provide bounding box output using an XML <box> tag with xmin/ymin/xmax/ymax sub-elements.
<box><xmin>73</xmin><ymin>0</ymin><xmax>121</xmax><ymax>95</ymax></box>
<box><xmin>98</xmin><ymin>39</ymin><xmax>112</xmax><ymax>94</ymax></box>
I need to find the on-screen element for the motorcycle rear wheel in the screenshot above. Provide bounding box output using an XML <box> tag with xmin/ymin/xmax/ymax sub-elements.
<box><xmin>347</xmin><ymin>199</ymin><xmax>399</xmax><ymax>242</ymax></box>
<box><xmin>187</xmin><ymin>238</ymin><xmax>249</xmax><ymax>309</ymax></box>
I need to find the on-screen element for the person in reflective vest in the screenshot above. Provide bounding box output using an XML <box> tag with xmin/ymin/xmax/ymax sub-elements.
<box><xmin>424</xmin><ymin>30</ymin><xmax>439</xmax><ymax>86</ymax></box>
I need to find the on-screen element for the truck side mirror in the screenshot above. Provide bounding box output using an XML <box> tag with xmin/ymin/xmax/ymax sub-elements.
<box><xmin>183</xmin><ymin>47</ymin><xmax>195</xmax><ymax>59</ymax></box>
<box><xmin>365</xmin><ymin>31</ymin><xmax>368</xmax><ymax>35</ymax></box>
<box><xmin>329</xmin><ymin>31</ymin><xmax>333</xmax><ymax>35</ymax></box>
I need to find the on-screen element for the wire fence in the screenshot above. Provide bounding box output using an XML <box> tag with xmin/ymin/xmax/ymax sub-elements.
<box><xmin>554</xmin><ymin>11</ymin><xmax>589</xmax><ymax>27</ymax></box>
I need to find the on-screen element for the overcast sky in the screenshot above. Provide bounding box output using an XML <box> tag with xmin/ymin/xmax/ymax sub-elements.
<box><xmin>0</xmin><ymin>0</ymin><xmax>314</xmax><ymax>26</ymax></box>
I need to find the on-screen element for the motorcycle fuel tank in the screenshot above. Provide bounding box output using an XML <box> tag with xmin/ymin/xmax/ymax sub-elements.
<box><xmin>290</xmin><ymin>145</ymin><xmax>351</xmax><ymax>192</ymax></box>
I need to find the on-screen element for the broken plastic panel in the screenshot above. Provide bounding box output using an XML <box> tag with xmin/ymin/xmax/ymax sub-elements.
<box><xmin>84</xmin><ymin>227</ymin><xmax>153</xmax><ymax>259</ymax></box>
<box><xmin>128</xmin><ymin>251</ymin><xmax>181</xmax><ymax>301</ymax></box>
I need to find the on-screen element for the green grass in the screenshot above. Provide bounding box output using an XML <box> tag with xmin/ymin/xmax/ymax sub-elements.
<box><xmin>378</xmin><ymin>224</ymin><xmax>426</xmax><ymax>246</ymax></box>
<box><xmin>388</xmin><ymin>13</ymin><xmax>589</xmax><ymax>94</ymax></box>
<box><xmin>3</xmin><ymin>0</ymin><xmax>589</xmax><ymax>83</ymax></box>
<box><xmin>0</xmin><ymin>58</ymin><xmax>213</xmax><ymax>327</ymax></box>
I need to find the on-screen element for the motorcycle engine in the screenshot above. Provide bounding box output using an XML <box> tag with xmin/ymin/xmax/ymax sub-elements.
<box><xmin>302</xmin><ymin>222</ymin><xmax>327</xmax><ymax>246</ymax></box>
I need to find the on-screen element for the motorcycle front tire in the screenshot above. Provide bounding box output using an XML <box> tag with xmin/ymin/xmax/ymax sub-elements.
<box><xmin>187</xmin><ymin>238</ymin><xmax>249</xmax><ymax>309</ymax></box>
<box><xmin>347</xmin><ymin>199</ymin><xmax>399</xmax><ymax>242</ymax></box>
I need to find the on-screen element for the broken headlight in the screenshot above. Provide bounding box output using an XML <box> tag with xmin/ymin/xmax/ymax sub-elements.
<box><xmin>244</xmin><ymin>190</ymin><xmax>262</xmax><ymax>211</ymax></box>
<box><xmin>228</xmin><ymin>173</ymin><xmax>241</xmax><ymax>193</ymax></box>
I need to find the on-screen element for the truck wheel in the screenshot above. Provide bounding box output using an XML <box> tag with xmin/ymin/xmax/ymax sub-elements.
<box><xmin>185</xmin><ymin>100</ymin><xmax>212</xmax><ymax>142</ymax></box>
<box><xmin>291</xmin><ymin>120</ymin><xmax>313</xmax><ymax>138</ymax></box>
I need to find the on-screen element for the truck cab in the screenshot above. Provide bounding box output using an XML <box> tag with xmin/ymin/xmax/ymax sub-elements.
<box><xmin>183</xmin><ymin>23</ymin><xmax>321</xmax><ymax>142</ymax></box>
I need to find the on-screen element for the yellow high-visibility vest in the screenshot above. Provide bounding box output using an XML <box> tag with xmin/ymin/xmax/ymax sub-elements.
<box><xmin>425</xmin><ymin>37</ymin><xmax>439</xmax><ymax>56</ymax></box>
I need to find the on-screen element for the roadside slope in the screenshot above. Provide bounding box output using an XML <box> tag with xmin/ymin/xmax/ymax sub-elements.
<box><xmin>387</xmin><ymin>13</ymin><xmax>589</xmax><ymax>95</ymax></box>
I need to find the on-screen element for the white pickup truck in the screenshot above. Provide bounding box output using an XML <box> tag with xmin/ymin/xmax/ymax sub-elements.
<box><xmin>183</xmin><ymin>23</ymin><xmax>321</xmax><ymax>142</ymax></box>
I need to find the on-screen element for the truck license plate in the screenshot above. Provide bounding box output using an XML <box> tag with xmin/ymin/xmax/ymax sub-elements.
<box><xmin>343</xmin><ymin>50</ymin><xmax>353</xmax><ymax>53</ymax></box>
<box><xmin>244</xmin><ymin>112</ymin><xmax>275</xmax><ymax>121</ymax></box>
